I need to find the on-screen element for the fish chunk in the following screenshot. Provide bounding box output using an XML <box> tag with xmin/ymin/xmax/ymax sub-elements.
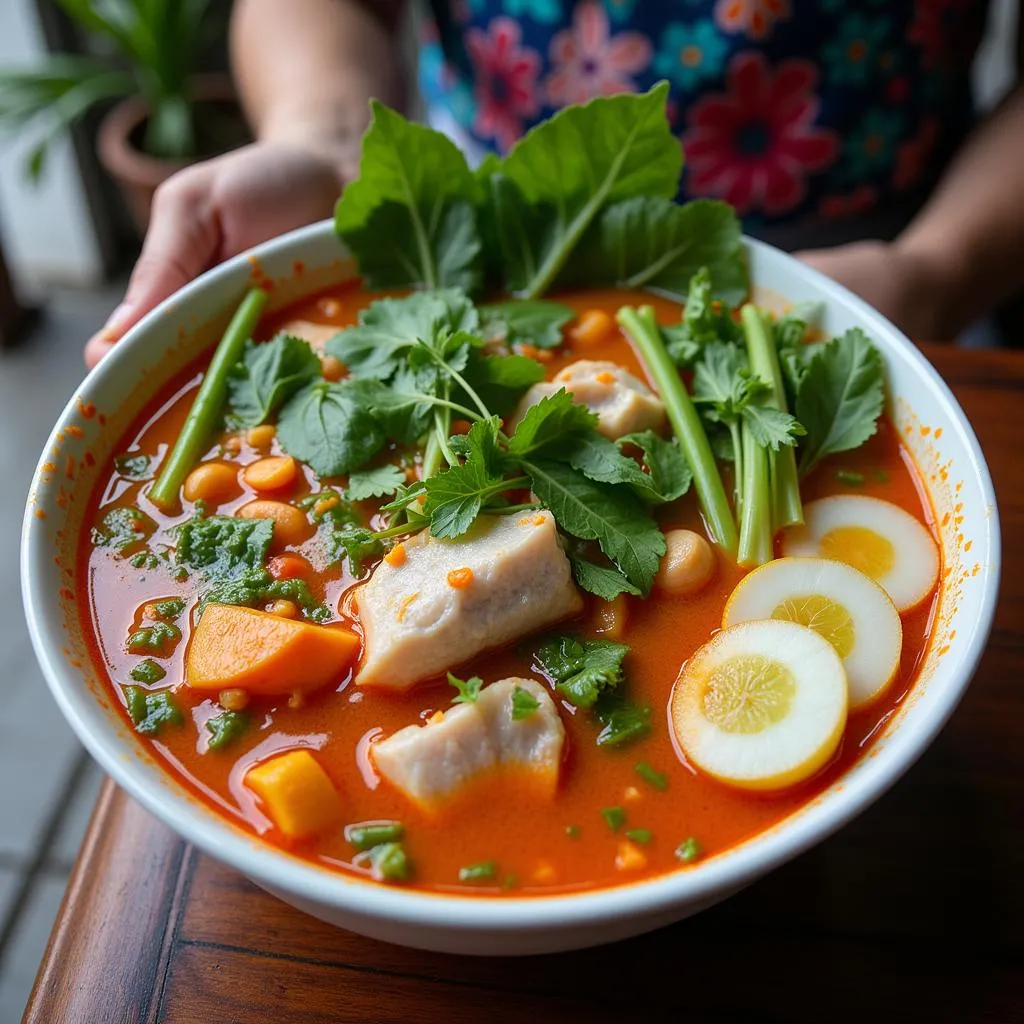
<box><xmin>511</xmin><ymin>360</ymin><xmax>666</xmax><ymax>440</ymax></box>
<box><xmin>373</xmin><ymin>678</ymin><xmax>565</xmax><ymax>808</ymax></box>
<box><xmin>354</xmin><ymin>511</ymin><xmax>582</xmax><ymax>690</ymax></box>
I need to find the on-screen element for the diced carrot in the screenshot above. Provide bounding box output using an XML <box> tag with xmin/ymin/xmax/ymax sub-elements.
<box><xmin>313</xmin><ymin>495</ymin><xmax>339</xmax><ymax>518</ymax></box>
<box><xmin>183</xmin><ymin>461</ymin><xmax>241</xmax><ymax>506</ymax></box>
<box><xmin>531</xmin><ymin>860</ymin><xmax>556</xmax><ymax>883</ymax></box>
<box><xmin>243</xmin><ymin>455</ymin><xmax>298</xmax><ymax>493</ymax></box>
<box><xmin>615</xmin><ymin>840</ymin><xmax>647</xmax><ymax>872</ymax></box>
<box><xmin>236</xmin><ymin>499</ymin><xmax>312</xmax><ymax>548</ymax></box>
<box><xmin>267</xmin><ymin>553</ymin><xmax>311</xmax><ymax>581</ymax></box>
<box><xmin>568</xmin><ymin>309</ymin><xmax>614</xmax><ymax>348</ymax></box>
<box><xmin>428</xmin><ymin>709</ymin><xmax>445</xmax><ymax>725</ymax></box>
<box><xmin>447</xmin><ymin>567</ymin><xmax>474</xmax><ymax>589</ymax></box>
<box><xmin>384</xmin><ymin>543</ymin><xmax>407</xmax><ymax>568</ymax></box>
<box><xmin>245</xmin><ymin>750</ymin><xmax>342</xmax><ymax>840</ymax></box>
<box><xmin>186</xmin><ymin>604</ymin><xmax>359</xmax><ymax>695</ymax></box>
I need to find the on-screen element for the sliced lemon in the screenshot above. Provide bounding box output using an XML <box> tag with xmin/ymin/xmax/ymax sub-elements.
<box><xmin>671</xmin><ymin>620</ymin><xmax>847</xmax><ymax>791</ymax></box>
<box><xmin>781</xmin><ymin>496</ymin><xmax>939</xmax><ymax>613</ymax></box>
<box><xmin>723</xmin><ymin>557</ymin><xmax>903</xmax><ymax>710</ymax></box>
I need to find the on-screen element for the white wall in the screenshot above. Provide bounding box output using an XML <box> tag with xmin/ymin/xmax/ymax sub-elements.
<box><xmin>0</xmin><ymin>0</ymin><xmax>104</xmax><ymax>289</ymax></box>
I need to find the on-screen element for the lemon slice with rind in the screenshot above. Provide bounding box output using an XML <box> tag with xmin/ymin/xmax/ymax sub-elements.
<box><xmin>781</xmin><ymin>495</ymin><xmax>939</xmax><ymax>613</ymax></box>
<box><xmin>671</xmin><ymin>620</ymin><xmax>847</xmax><ymax>791</ymax></box>
<box><xmin>723</xmin><ymin>557</ymin><xmax>903</xmax><ymax>710</ymax></box>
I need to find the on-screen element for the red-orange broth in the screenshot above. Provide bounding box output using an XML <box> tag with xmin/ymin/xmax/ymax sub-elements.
<box><xmin>81</xmin><ymin>285</ymin><xmax>938</xmax><ymax>895</ymax></box>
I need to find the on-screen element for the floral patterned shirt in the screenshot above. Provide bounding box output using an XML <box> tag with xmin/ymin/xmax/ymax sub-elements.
<box><xmin>419</xmin><ymin>0</ymin><xmax>989</xmax><ymax>234</ymax></box>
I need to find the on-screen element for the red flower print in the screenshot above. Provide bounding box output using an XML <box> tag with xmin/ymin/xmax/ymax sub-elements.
<box><xmin>466</xmin><ymin>18</ymin><xmax>542</xmax><ymax>152</ymax></box>
<box><xmin>909</xmin><ymin>0</ymin><xmax>982</xmax><ymax>71</ymax></box>
<box><xmin>893</xmin><ymin>117</ymin><xmax>939</xmax><ymax>191</ymax></box>
<box><xmin>545</xmin><ymin>1</ymin><xmax>651</xmax><ymax>106</ymax></box>
<box><xmin>714</xmin><ymin>0</ymin><xmax>791</xmax><ymax>41</ymax></box>
<box><xmin>818</xmin><ymin>185</ymin><xmax>878</xmax><ymax>220</ymax></box>
<box><xmin>683</xmin><ymin>53</ymin><xmax>839</xmax><ymax>216</ymax></box>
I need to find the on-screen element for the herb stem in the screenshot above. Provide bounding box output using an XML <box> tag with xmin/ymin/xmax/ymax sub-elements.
<box><xmin>415</xmin><ymin>341</ymin><xmax>491</xmax><ymax>419</ymax></box>
<box><xmin>736</xmin><ymin>425</ymin><xmax>772</xmax><ymax>567</ymax></box>
<box><xmin>149</xmin><ymin>287</ymin><xmax>267</xmax><ymax>509</ymax></box>
<box><xmin>617</xmin><ymin>305</ymin><xmax>738</xmax><ymax>557</ymax></box>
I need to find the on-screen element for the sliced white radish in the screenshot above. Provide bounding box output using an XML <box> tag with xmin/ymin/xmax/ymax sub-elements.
<box><xmin>781</xmin><ymin>495</ymin><xmax>939</xmax><ymax>613</ymax></box>
<box><xmin>723</xmin><ymin>557</ymin><xmax>902</xmax><ymax>710</ymax></box>
<box><xmin>671</xmin><ymin>620</ymin><xmax>847</xmax><ymax>792</ymax></box>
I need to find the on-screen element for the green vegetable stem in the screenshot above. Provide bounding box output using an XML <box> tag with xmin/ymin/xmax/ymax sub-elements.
<box><xmin>617</xmin><ymin>304</ymin><xmax>738</xmax><ymax>557</ymax></box>
<box><xmin>149</xmin><ymin>287</ymin><xmax>268</xmax><ymax>509</ymax></box>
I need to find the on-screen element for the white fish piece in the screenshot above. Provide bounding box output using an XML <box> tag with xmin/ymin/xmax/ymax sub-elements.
<box><xmin>373</xmin><ymin>678</ymin><xmax>565</xmax><ymax>808</ymax></box>
<box><xmin>510</xmin><ymin>359</ymin><xmax>666</xmax><ymax>440</ymax></box>
<box><xmin>353</xmin><ymin>510</ymin><xmax>582</xmax><ymax>690</ymax></box>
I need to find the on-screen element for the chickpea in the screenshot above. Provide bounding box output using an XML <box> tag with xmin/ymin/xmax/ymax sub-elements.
<box><xmin>568</xmin><ymin>308</ymin><xmax>614</xmax><ymax>348</ymax></box>
<box><xmin>655</xmin><ymin>529</ymin><xmax>715</xmax><ymax>597</ymax></box>
<box><xmin>267</xmin><ymin>599</ymin><xmax>299</xmax><ymax>619</ymax></box>
<box><xmin>235</xmin><ymin>499</ymin><xmax>312</xmax><ymax>549</ymax></box>
<box><xmin>219</xmin><ymin>688</ymin><xmax>250</xmax><ymax>711</ymax></box>
<box><xmin>246</xmin><ymin>424</ymin><xmax>276</xmax><ymax>449</ymax></box>
<box><xmin>183</xmin><ymin>461</ymin><xmax>241</xmax><ymax>506</ymax></box>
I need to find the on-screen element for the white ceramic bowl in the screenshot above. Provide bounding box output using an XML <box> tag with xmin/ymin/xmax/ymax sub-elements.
<box><xmin>21</xmin><ymin>222</ymin><xmax>1000</xmax><ymax>955</ymax></box>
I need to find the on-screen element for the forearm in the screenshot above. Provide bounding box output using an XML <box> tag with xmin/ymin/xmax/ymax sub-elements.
<box><xmin>895</xmin><ymin>85</ymin><xmax>1024</xmax><ymax>335</ymax></box>
<box><xmin>230</xmin><ymin>0</ymin><xmax>406</xmax><ymax>180</ymax></box>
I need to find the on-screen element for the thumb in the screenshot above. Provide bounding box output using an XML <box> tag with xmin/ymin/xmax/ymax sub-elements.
<box><xmin>85</xmin><ymin>175</ymin><xmax>219</xmax><ymax>368</ymax></box>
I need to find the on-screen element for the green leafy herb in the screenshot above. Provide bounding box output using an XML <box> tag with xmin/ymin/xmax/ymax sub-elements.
<box><xmin>226</xmin><ymin>333</ymin><xmax>322</xmax><ymax>427</ymax></box>
<box><xmin>661</xmin><ymin>268</ymin><xmax>743</xmax><ymax>368</ymax></box>
<box><xmin>594</xmin><ymin>695</ymin><xmax>652</xmax><ymax>747</ymax></box>
<box><xmin>329</xmin><ymin>526</ymin><xmax>386</xmax><ymax>579</ymax></box>
<box><xmin>455</xmin><ymin>348</ymin><xmax>546</xmax><ymax>415</ymax></box>
<box><xmin>449</xmin><ymin>672</ymin><xmax>484</xmax><ymax>705</ymax></box>
<box><xmin>276</xmin><ymin>380</ymin><xmax>385</xmax><ymax>478</ymax></box>
<box><xmin>601</xmin><ymin>806</ymin><xmax>627</xmax><ymax>832</ymax></box>
<box><xmin>335</xmin><ymin>101</ymin><xmax>481</xmax><ymax>291</ymax></box>
<box><xmin>346</xmin><ymin>821</ymin><xmax>405</xmax><ymax>851</ymax></box>
<box><xmin>126</xmin><ymin>621</ymin><xmax>181</xmax><ymax>656</ymax></box>
<box><xmin>199</xmin><ymin>568</ymin><xmax>330</xmax><ymax>623</ymax></box>
<box><xmin>568</xmin><ymin>430</ymin><xmax>692</xmax><ymax>504</ymax></box>
<box><xmin>114</xmin><ymin>453</ymin><xmax>152</xmax><ymax>480</ymax></box>
<box><xmin>635</xmin><ymin>762</ymin><xmax>668</xmax><ymax>791</ymax></box>
<box><xmin>346</xmin><ymin>465</ymin><xmax>406</xmax><ymax>501</ymax></box>
<box><xmin>364</xmin><ymin>841</ymin><xmax>411</xmax><ymax>883</ymax></box>
<box><xmin>175</xmin><ymin>514</ymin><xmax>274</xmax><ymax>583</ymax></box>
<box><xmin>206</xmin><ymin>711</ymin><xmax>249</xmax><ymax>750</ymax></box>
<box><xmin>459</xmin><ymin>861</ymin><xmax>497</xmax><ymax>882</ymax></box>
<box><xmin>153</xmin><ymin>598</ymin><xmax>185</xmax><ymax>620</ymax></box>
<box><xmin>625</xmin><ymin>828</ymin><xmax>652</xmax><ymax>845</ymax></box>
<box><xmin>507</xmin><ymin>390</ymin><xmax>597</xmax><ymax>461</ymax></box>
<box><xmin>129</xmin><ymin>659</ymin><xmax>166</xmax><ymax>684</ymax></box>
<box><xmin>570</xmin><ymin>557</ymin><xmax>642</xmax><ymax>601</ymax></box>
<box><xmin>675</xmin><ymin>837</ymin><xmax>702</xmax><ymax>863</ymax></box>
<box><xmin>511</xmin><ymin>685</ymin><xmax>541</xmax><ymax>720</ymax></box>
<box><xmin>533</xmin><ymin>634</ymin><xmax>629</xmax><ymax>710</ymax></box>
<box><xmin>121</xmin><ymin>685</ymin><xmax>183</xmax><ymax>736</ymax></box>
<box><xmin>835</xmin><ymin>468</ymin><xmax>866</xmax><ymax>486</ymax></box>
<box><xmin>795</xmin><ymin>329</ymin><xmax>884</xmax><ymax>479</ymax></box>
<box><xmin>91</xmin><ymin>507</ymin><xmax>155</xmax><ymax>553</ymax></box>
<box><xmin>479</xmin><ymin>299</ymin><xmax>574</xmax><ymax>349</ymax></box>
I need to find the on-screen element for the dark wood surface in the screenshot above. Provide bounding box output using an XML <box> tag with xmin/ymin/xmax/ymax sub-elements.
<box><xmin>25</xmin><ymin>345</ymin><xmax>1024</xmax><ymax>1024</ymax></box>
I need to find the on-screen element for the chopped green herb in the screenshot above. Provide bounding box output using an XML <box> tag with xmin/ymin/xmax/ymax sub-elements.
<box><xmin>366</xmin><ymin>841</ymin><xmax>411</xmax><ymax>883</ymax></box>
<box><xmin>114</xmin><ymin>453</ymin><xmax>152</xmax><ymax>480</ymax></box>
<box><xmin>601</xmin><ymin>806</ymin><xmax>626</xmax><ymax>832</ymax></box>
<box><xmin>153</xmin><ymin>598</ymin><xmax>185</xmax><ymax>620</ymax></box>
<box><xmin>121</xmin><ymin>685</ymin><xmax>183</xmax><ymax>736</ymax></box>
<box><xmin>129</xmin><ymin>659</ymin><xmax>166</xmax><ymax>685</ymax></box>
<box><xmin>125</xmin><ymin>621</ymin><xmax>181</xmax><ymax>656</ymax></box>
<box><xmin>175</xmin><ymin>514</ymin><xmax>274</xmax><ymax>583</ymax></box>
<box><xmin>625</xmin><ymin>828</ymin><xmax>652</xmax><ymax>845</ymax></box>
<box><xmin>565</xmin><ymin>825</ymin><xmax>581</xmax><ymax>840</ymax></box>
<box><xmin>448</xmin><ymin>672</ymin><xmax>483</xmax><ymax>705</ymax></box>
<box><xmin>346</xmin><ymin>821</ymin><xmax>405</xmax><ymax>851</ymax></box>
<box><xmin>834</xmin><ymin>469</ymin><xmax>866</xmax><ymax>486</ymax></box>
<box><xmin>459</xmin><ymin>861</ymin><xmax>497</xmax><ymax>882</ymax></box>
<box><xmin>197</xmin><ymin>568</ymin><xmax>329</xmax><ymax>623</ymax></box>
<box><xmin>634</xmin><ymin>763</ymin><xmax>668</xmax><ymax>791</ymax></box>
<box><xmin>511</xmin><ymin>685</ymin><xmax>541</xmax><ymax>720</ymax></box>
<box><xmin>129</xmin><ymin>551</ymin><xmax>160</xmax><ymax>570</ymax></box>
<box><xmin>533</xmin><ymin>634</ymin><xmax>628</xmax><ymax>709</ymax></box>
<box><xmin>675</xmin><ymin>837</ymin><xmax>702</xmax><ymax>863</ymax></box>
<box><xmin>479</xmin><ymin>299</ymin><xmax>574</xmax><ymax>350</ymax></box>
<box><xmin>91</xmin><ymin>507</ymin><xmax>155</xmax><ymax>553</ymax></box>
<box><xmin>205</xmin><ymin>711</ymin><xmax>249</xmax><ymax>750</ymax></box>
<box><xmin>346</xmin><ymin>465</ymin><xmax>406</xmax><ymax>501</ymax></box>
<box><xmin>594</xmin><ymin>696</ymin><xmax>652</xmax><ymax>748</ymax></box>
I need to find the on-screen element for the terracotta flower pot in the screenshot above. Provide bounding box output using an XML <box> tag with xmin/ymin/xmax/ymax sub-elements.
<box><xmin>96</xmin><ymin>73</ymin><xmax>244</xmax><ymax>234</ymax></box>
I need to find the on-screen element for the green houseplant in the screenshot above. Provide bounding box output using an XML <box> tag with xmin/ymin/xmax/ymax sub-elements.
<box><xmin>0</xmin><ymin>0</ymin><xmax>245</xmax><ymax>229</ymax></box>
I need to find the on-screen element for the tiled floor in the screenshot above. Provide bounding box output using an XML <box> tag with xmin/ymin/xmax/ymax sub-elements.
<box><xmin>0</xmin><ymin>283</ymin><xmax>121</xmax><ymax>1021</ymax></box>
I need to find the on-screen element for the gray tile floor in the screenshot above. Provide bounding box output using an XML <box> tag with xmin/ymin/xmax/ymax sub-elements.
<box><xmin>0</xmin><ymin>282</ymin><xmax>121</xmax><ymax>1021</ymax></box>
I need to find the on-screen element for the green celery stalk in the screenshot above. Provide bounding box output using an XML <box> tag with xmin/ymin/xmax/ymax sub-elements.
<box><xmin>617</xmin><ymin>305</ymin><xmax>738</xmax><ymax>557</ymax></box>
<box><xmin>736</xmin><ymin>426</ymin><xmax>772</xmax><ymax>567</ymax></box>
<box><xmin>149</xmin><ymin>288</ymin><xmax>268</xmax><ymax>509</ymax></box>
<box><xmin>740</xmin><ymin>304</ymin><xmax>803</xmax><ymax>531</ymax></box>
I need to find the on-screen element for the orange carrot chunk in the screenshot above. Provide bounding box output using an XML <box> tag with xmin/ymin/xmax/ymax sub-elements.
<box><xmin>243</xmin><ymin>455</ymin><xmax>298</xmax><ymax>493</ymax></box>
<box><xmin>186</xmin><ymin>604</ymin><xmax>359</xmax><ymax>695</ymax></box>
<box><xmin>246</xmin><ymin>750</ymin><xmax>342</xmax><ymax>840</ymax></box>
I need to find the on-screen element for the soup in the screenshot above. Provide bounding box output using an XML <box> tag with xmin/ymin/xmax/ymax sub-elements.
<box><xmin>80</xmin><ymin>281</ymin><xmax>938</xmax><ymax>896</ymax></box>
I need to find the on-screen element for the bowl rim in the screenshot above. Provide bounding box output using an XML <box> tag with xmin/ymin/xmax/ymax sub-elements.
<box><xmin>21</xmin><ymin>221</ymin><xmax>1001</xmax><ymax>936</ymax></box>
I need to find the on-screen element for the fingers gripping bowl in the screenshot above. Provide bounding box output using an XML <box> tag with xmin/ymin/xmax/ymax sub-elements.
<box><xmin>23</xmin><ymin>95</ymin><xmax>998</xmax><ymax>956</ymax></box>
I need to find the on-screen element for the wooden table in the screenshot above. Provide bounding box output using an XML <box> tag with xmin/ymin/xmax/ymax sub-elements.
<box><xmin>25</xmin><ymin>346</ymin><xmax>1023</xmax><ymax>1024</ymax></box>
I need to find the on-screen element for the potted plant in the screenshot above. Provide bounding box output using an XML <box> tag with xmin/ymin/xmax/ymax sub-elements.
<box><xmin>0</xmin><ymin>0</ymin><xmax>248</xmax><ymax>231</ymax></box>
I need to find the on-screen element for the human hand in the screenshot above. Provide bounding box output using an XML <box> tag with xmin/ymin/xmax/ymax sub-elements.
<box><xmin>796</xmin><ymin>240</ymin><xmax>959</xmax><ymax>342</ymax></box>
<box><xmin>84</xmin><ymin>140</ymin><xmax>355</xmax><ymax>367</ymax></box>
